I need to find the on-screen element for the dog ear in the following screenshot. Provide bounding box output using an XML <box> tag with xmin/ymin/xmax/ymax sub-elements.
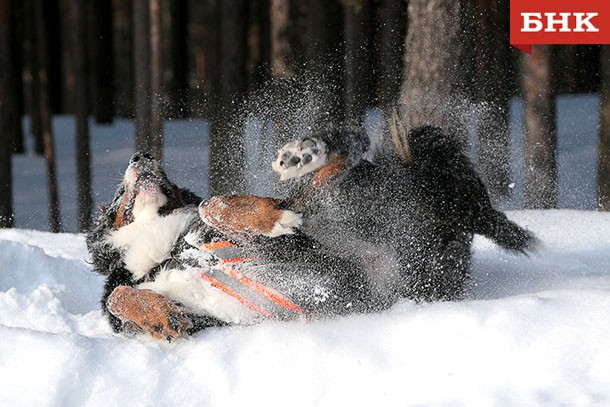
<box><xmin>389</xmin><ymin>109</ymin><xmax>411</xmax><ymax>164</ymax></box>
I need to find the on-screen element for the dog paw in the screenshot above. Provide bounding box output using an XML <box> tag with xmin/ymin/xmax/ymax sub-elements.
<box><xmin>107</xmin><ymin>286</ymin><xmax>193</xmax><ymax>341</ymax></box>
<box><xmin>268</xmin><ymin>210</ymin><xmax>302</xmax><ymax>237</ymax></box>
<box><xmin>272</xmin><ymin>137</ymin><xmax>329</xmax><ymax>180</ymax></box>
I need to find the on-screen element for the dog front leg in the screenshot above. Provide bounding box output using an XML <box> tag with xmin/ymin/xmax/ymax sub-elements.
<box><xmin>199</xmin><ymin>195</ymin><xmax>302</xmax><ymax>239</ymax></box>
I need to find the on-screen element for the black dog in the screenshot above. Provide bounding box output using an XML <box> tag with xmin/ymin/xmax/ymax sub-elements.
<box><xmin>87</xmin><ymin>152</ymin><xmax>373</xmax><ymax>340</ymax></box>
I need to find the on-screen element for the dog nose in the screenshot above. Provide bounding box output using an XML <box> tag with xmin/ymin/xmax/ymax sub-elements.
<box><xmin>130</xmin><ymin>152</ymin><xmax>155</xmax><ymax>165</ymax></box>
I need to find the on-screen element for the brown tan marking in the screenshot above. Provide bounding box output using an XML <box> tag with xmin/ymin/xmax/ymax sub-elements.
<box><xmin>199</xmin><ymin>195</ymin><xmax>285</xmax><ymax>238</ymax></box>
<box><xmin>107</xmin><ymin>286</ymin><xmax>193</xmax><ymax>341</ymax></box>
<box><xmin>291</xmin><ymin>154</ymin><xmax>347</xmax><ymax>211</ymax></box>
<box><xmin>311</xmin><ymin>154</ymin><xmax>347</xmax><ymax>188</ymax></box>
<box><xmin>112</xmin><ymin>191</ymin><xmax>133</xmax><ymax>230</ymax></box>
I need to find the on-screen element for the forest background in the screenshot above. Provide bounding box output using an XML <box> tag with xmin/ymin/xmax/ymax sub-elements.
<box><xmin>0</xmin><ymin>0</ymin><xmax>608</xmax><ymax>233</ymax></box>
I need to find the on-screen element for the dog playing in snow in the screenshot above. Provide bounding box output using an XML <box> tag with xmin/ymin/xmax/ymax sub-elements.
<box><xmin>205</xmin><ymin>115</ymin><xmax>538</xmax><ymax>305</ymax></box>
<box><xmin>88</xmin><ymin>117</ymin><xmax>537</xmax><ymax>341</ymax></box>
<box><xmin>87</xmin><ymin>152</ymin><xmax>375</xmax><ymax>341</ymax></box>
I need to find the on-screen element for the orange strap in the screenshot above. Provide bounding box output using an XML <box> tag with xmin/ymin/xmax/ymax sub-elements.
<box><xmin>218</xmin><ymin>263</ymin><xmax>303</xmax><ymax>313</ymax></box>
<box><xmin>200</xmin><ymin>240</ymin><xmax>304</xmax><ymax>317</ymax></box>
<box><xmin>199</xmin><ymin>272</ymin><xmax>275</xmax><ymax>318</ymax></box>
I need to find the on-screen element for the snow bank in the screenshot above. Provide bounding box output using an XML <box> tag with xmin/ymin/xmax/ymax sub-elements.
<box><xmin>1</xmin><ymin>210</ymin><xmax>609</xmax><ymax>406</ymax></box>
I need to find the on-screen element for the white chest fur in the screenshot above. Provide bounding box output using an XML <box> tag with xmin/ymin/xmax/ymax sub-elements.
<box><xmin>137</xmin><ymin>266</ymin><xmax>259</xmax><ymax>324</ymax></box>
<box><xmin>106</xmin><ymin>210</ymin><xmax>196</xmax><ymax>280</ymax></box>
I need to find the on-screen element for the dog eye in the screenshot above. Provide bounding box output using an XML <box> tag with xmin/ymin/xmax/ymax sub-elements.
<box><xmin>130</xmin><ymin>153</ymin><xmax>140</xmax><ymax>163</ymax></box>
<box><xmin>143</xmin><ymin>153</ymin><xmax>153</xmax><ymax>160</ymax></box>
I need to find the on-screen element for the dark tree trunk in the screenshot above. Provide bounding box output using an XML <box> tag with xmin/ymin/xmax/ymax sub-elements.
<box><xmin>270</xmin><ymin>0</ymin><xmax>306</xmax><ymax>79</ymax></box>
<box><xmin>599</xmin><ymin>45</ymin><xmax>610</xmax><ymax>211</ymax></box>
<box><xmin>167</xmin><ymin>0</ymin><xmax>188</xmax><ymax>118</ymax></box>
<box><xmin>44</xmin><ymin>0</ymin><xmax>62</xmax><ymax>114</ymax></box>
<box><xmin>247</xmin><ymin>0</ymin><xmax>271</xmax><ymax>90</ymax></box>
<box><xmin>522</xmin><ymin>45</ymin><xmax>557</xmax><ymax>209</ymax></box>
<box><xmin>133</xmin><ymin>0</ymin><xmax>153</xmax><ymax>155</ymax></box>
<box><xmin>187</xmin><ymin>0</ymin><xmax>215</xmax><ymax>118</ymax></box>
<box><xmin>305</xmin><ymin>0</ymin><xmax>344</xmax><ymax>126</ymax></box>
<box><xmin>88</xmin><ymin>0</ymin><xmax>114</xmax><ymax>124</ymax></box>
<box><xmin>400</xmin><ymin>0</ymin><xmax>475</xmax><ymax>134</ymax></box>
<box><xmin>0</xmin><ymin>0</ymin><xmax>15</xmax><ymax>227</ymax></box>
<box><xmin>34</xmin><ymin>0</ymin><xmax>62</xmax><ymax>232</ymax></box>
<box><xmin>71</xmin><ymin>0</ymin><xmax>92</xmax><ymax>231</ymax></box>
<box><xmin>26</xmin><ymin>0</ymin><xmax>43</xmax><ymax>155</ymax></box>
<box><xmin>209</xmin><ymin>0</ymin><xmax>248</xmax><ymax>195</ymax></box>
<box><xmin>344</xmin><ymin>0</ymin><xmax>377</xmax><ymax>126</ymax></box>
<box><xmin>474</xmin><ymin>0</ymin><xmax>511</xmax><ymax>203</ymax></box>
<box><xmin>149</xmin><ymin>0</ymin><xmax>163</xmax><ymax>161</ymax></box>
<box><xmin>8</xmin><ymin>0</ymin><xmax>23</xmax><ymax>154</ymax></box>
<box><xmin>378</xmin><ymin>0</ymin><xmax>407</xmax><ymax>110</ymax></box>
<box><xmin>112</xmin><ymin>0</ymin><xmax>134</xmax><ymax>118</ymax></box>
<box><xmin>132</xmin><ymin>0</ymin><xmax>162</xmax><ymax>160</ymax></box>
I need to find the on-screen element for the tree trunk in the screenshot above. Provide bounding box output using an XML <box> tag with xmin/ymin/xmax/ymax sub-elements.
<box><xmin>71</xmin><ymin>0</ymin><xmax>92</xmax><ymax>231</ymax></box>
<box><xmin>599</xmin><ymin>45</ymin><xmax>610</xmax><ymax>210</ymax></box>
<box><xmin>34</xmin><ymin>0</ymin><xmax>62</xmax><ymax>232</ymax></box>
<box><xmin>270</xmin><ymin>0</ymin><xmax>306</xmax><ymax>79</ymax></box>
<box><xmin>167</xmin><ymin>0</ymin><xmax>188</xmax><ymax>118</ymax></box>
<box><xmin>187</xmin><ymin>0</ymin><xmax>215</xmax><ymax>118</ymax></box>
<box><xmin>88</xmin><ymin>0</ymin><xmax>114</xmax><ymax>124</ymax></box>
<box><xmin>522</xmin><ymin>45</ymin><xmax>557</xmax><ymax>209</ymax></box>
<box><xmin>209</xmin><ymin>0</ymin><xmax>248</xmax><ymax>195</ymax></box>
<box><xmin>247</xmin><ymin>0</ymin><xmax>271</xmax><ymax>90</ymax></box>
<box><xmin>378</xmin><ymin>0</ymin><xmax>407</xmax><ymax>110</ymax></box>
<box><xmin>0</xmin><ymin>0</ymin><xmax>15</xmax><ymax>227</ymax></box>
<box><xmin>112</xmin><ymin>0</ymin><xmax>134</xmax><ymax>118</ymax></box>
<box><xmin>474</xmin><ymin>0</ymin><xmax>511</xmax><ymax>203</ymax></box>
<box><xmin>133</xmin><ymin>0</ymin><xmax>153</xmax><ymax>155</ymax></box>
<box><xmin>400</xmin><ymin>0</ymin><xmax>475</xmax><ymax>134</ymax></box>
<box><xmin>132</xmin><ymin>0</ymin><xmax>162</xmax><ymax>160</ymax></box>
<box><xmin>149</xmin><ymin>0</ymin><xmax>163</xmax><ymax>161</ymax></box>
<box><xmin>26</xmin><ymin>0</ymin><xmax>43</xmax><ymax>155</ymax></box>
<box><xmin>44</xmin><ymin>0</ymin><xmax>62</xmax><ymax>114</ymax></box>
<box><xmin>344</xmin><ymin>0</ymin><xmax>377</xmax><ymax>126</ymax></box>
<box><xmin>305</xmin><ymin>0</ymin><xmax>344</xmax><ymax>126</ymax></box>
<box><xmin>8</xmin><ymin>0</ymin><xmax>23</xmax><ymax>154</ymax></box>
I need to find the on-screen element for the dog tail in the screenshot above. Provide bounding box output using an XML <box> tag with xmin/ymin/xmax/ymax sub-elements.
<box><xmin>389</xmin><ymin>111</ymin><xmax>538</xmax><ymax>254</ymax></box>
<box><xmin>389</xmin><ymin>110</ymin><xmax>411</xmax><ymax>164</ymax></box>
<box><xmin>475</xmin><ymin>211</ymin><xmax>539</xmax><ymax>254</ymax></box>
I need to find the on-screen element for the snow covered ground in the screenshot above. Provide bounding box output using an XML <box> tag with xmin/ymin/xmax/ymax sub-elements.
<box><xmin>1</xmin><ymin>95</ymin><xmax>609</xmax><ymax>406</ymax></box>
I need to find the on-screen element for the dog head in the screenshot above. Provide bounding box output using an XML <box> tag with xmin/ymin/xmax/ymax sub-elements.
<box><xmin>100</xmin><ymin>152</ymin><xmax>198</xmax><ymax>230</ymax></box>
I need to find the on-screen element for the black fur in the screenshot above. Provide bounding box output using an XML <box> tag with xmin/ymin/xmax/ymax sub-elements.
<box><xmin>275</xmin><ymin>125</ymin><xmax>537</xmax><ymax>302</ymax></box>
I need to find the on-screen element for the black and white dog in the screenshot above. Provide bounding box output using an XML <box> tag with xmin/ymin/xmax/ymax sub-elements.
<box><xmin>88</xmin><ymin>121</ymin><xmax>537</xmax><ymax>340</ymax></box>
<box><xmin>87</xmin><ymin>152</ymin><xmax>374</xmax><ymax>340</ymax></box>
